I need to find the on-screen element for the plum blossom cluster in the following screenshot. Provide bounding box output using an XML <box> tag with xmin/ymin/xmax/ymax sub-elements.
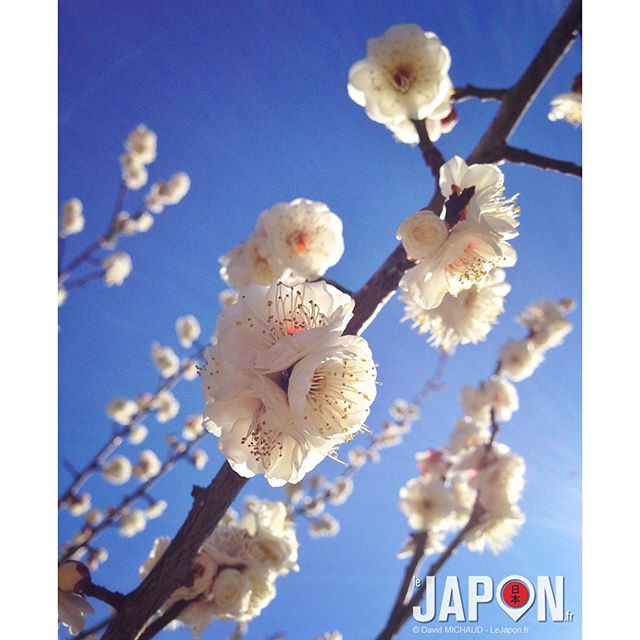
<box><xmin>398</xmin><ymin>156</ymin><xmax>520</xmax><ymax>350</ymax></box>
<box><xmin>202</xmin><ymin>280</ymin><xmax>377</xmax><ymax>486</ymax></box>
<box><xmin>59</xmin><ymin>317</ymin><xmax>210</xmax><ymax>570</ymax></box>
<box><xmin>396</xmin><ymin>298</ymin><xmax>574</xmax><ymax>560</ymax></box>
<box><xmin>348</xmin><ymin>24</ymin><xmax>457</xmax><ymax>144</ymax></box>
<box><xmin>58</xmin><ymin>125</ymin><xmax>190</xmax><ymax>307</ymax></box>
<box><xmin>219</xmin><ymin>198</ymin><xmax>345</xmax><ymax>289</ymax></box>
<box><xmin>140</xmin><ymin>498</ymin><xmax>299</xmax><ymax>636</ymax></box>
<box><xmin>120</xmin><ymin>124</ymin><xmax>157</xmax><ymax>190</ymax></box>
<box><xmin>548</xmin><ymin>73</ymin><xmax>582</xmax><ymax>127</ymax></box>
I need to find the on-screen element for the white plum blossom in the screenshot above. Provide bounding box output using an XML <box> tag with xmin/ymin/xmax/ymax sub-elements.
<box><xmin>202</xmin><ymin>281</ymin><xmax>377</xmax><ymax>486</ymax></box>
<box><xmin>348</xmin><ymin>25</ymin><xmax>452</xmax><ymax>126</ymax></box>
<box><xmin>153</xmin><ymin>389</ymin><xmax>180</xmax><ymax>423</ymax></box>
<box><xmin>106</xmin><ymin>397</ymin><xmax>138</xmax><ymax>425</ymax></box>
<box><xmin>220</xmin><ymin>233</ymin><xmax>287</xmax><ymax>289</ymax></box>
<box><xmin>183</xmin><ymin>414</ymin><xmax>205</xmax><ymax>441</ymax></box>
<box><xmin>327</xmin><ymin>475</ymin><xmax>354</xmax><ymax>505</ymax></box>
<box><xmin>102</xmin><ymin>252</ymin><xmax>132</xmax><ymax>286</ymax></box>
<box><xmin>220</xmin><ymin>198</ymin><xmax>345</xmax><ymax>288</ymax></box>
<box><xmin>176</xmin><ymin>315</ymin><xmax>201</xmax><ymax>348</ymax></box>
<box><xmin>309</xmin><ymin>513</ymin><xmax>340</xmax><ymax>538</ymax></box>
<box><xmin>128</xmin><ymin>424</ymin><xmax>149</xmax><ymax>444</ymax></box>
<box><xmin>499</xmin><ymin>339</ymin><xmax>544</xmax><ymax>381</ymax></box>
<box><xmin>548</xmin><ymin>74</ymin><xmax>582</xmax><ymax>127</ymax></box>
<box><xmin>396</xmin><ymin>209</ymin><xmax>448</xmax><ymax>261</ymax></box>
<box><xmin>460</xmin><ymin>376</ymin><xmax>519</xmax><ymax>425</ymax></box>
<box><xmin>400</xmin><ymin>220</ymin><xmax>516</xmax><ymax>310</ymax></box>
<box><xmin>402</xmin><ymin>268</ymin><xmax>510</xmax><ymax>353</ymax></box>
<box><xmin>448</xmin><ymin>418</ymin><xmax>490</xmax><ymax>454</ymax></box>
<box><xmin>119</xmin><ymin>508</ymin><xmax>147</xmax><ymax>537</ymax></box>
<box><xmin>399</xmin><ymin>158</ymin><xmax>518</xmax><ymax>312</ymax></box>
<box><xmin>60</xmin><ymin>198</ymin><xmax>85</xmax><ymax>237</ymax></box>
<box><xmin>464</xmin><ymin>448</ymin><xmax>526</xmax><ymax>554</ymax></box>
<box><xmin>145</xmin><ymin>500</ymin><xmax>168</xmax><ymax>520</ymax></box>
<box><xmin>259</xmin><ymin>198</ymin><xmax>345</xmax><ymax>280</ymax></box>
<box><xmin>347</xmin><ymin>446</ymin><xmax>369</xmax><ymax>468</ymax></box>
<box><xmin>151</xmin><ymin>343</ymin><xmax>180</xmax><ymax>378</ymax></box>
<box><xmin>519</xmin><ymin>299</ymin><xmax>574</xmax><ymax>350</ymax></box>
<box><xmin>386</xmin><ymin>94</ymin><xmax>458</xmax><ymax>145</ymax></box>
<box><xmin>140</xmin><ymin>498</ymin><xmax>298</xmax><ymax>635</ymax></box>
<box><xmin>134</xmin><ymin>449</ymin><xmax>162</xmax><ymax>482</ymax></box>
<box><xmin>126</xmin><ymin>124</ymin><xmax>157</xmax><ymax>165</ymax></box>
<box><xmin>219</xmin><ymin>289</ymin><xmax>239</xmax><ymax>308</ymax></box>
<box><xmin>68</xmin><ymin>493</ymin><xmax>91</xmax><ymax>516</ymax></box>
<box><xmin>58</xmin><ymin>286</ymin><xmax>68</xmax><ymax>307</ymax></box>
<box><xmin>145</xmin><ymin>172</ymin><xmax>191</xmax><ymax>213</ymax></box>
<box><xmin>101</xmin><ymin>455</ymin><xmax>133</xmax><ymax>485</ymax></box>
<box><xmin>439</xmin><ymin>156</ymin><xmax>520</xmax><ymax>240</ymax></box>
<box><xmin>120</xmin><ymin>153</ymin><xmax>149</xmax><ymax>190</ymax></box>
<box><xmin>58</xmin><ymin>562</ymin><xmax>93</xmax><ymax>636</ymax></box>
<box><xmin>548</xmin><ymin>93</ymin><xmax>581</xmax><ymax>126</ymax></box>
<box><xmin>399</xmin><ymin>476</ymin><xmax>454</xmax><ymax>532</ymax></box>
<box><xmin>193</xmin><ymin>449</ymin><xmax>208</xmax><ymax>470</ymax></box>
<box><xmin>182</xmin><ymin>358</ymin><xmax>199</xmax><ymax>381</ymax></box>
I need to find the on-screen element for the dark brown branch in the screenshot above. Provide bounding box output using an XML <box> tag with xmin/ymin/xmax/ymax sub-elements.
<box><xmin>138</xmin><ymin>599</ymin><xmax>192</xmax><ymax>640</ymax></box>
<box><xmin>443</xmin><ymin>186</ymin><xmax>475</xmax><ymax>227</ymax></box>
<box><xmin>468</xmin><ymin>0</ymin><xmax>581</xmax><ymax>164</ymax></box>
<box><xmin>501</xmin><ymin>144</ymin><xmax>582</xmax><ymax>177</ymax></box>
<box><xmin>102</xmin><ymin>463</ymin><xmax>249</xmax><ymax>640</ymax></box>
<box><xmin>84</xmin><ymin>582</ymin><xmax>127</xmax><ymax>609</ymax></box>
<box><xmin>376</xmin><ymin>505</ymin><xmax>483</xmax><ymax>640</ymax></box>
<box><xmin>411</xmin><ymin>119</ymin><xmax>446</xmax><ymax>180</ymax></box>
<box><xmin>386</xmin><ymin>532</ymin><xmax>428</xmax><ymax>623</ymax></box>
<box><xmin>453</xmin><ymin>85</ymin><xmax>508</xmax><ymax>103</ymax></box>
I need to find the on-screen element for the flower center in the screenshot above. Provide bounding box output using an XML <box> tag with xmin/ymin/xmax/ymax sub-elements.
<box><xmin>390</xmin><ymin>63</ymin><xmax>415</xmax><ymax>93</ymax></box>
<box><xmin>447</xmin><ymin>244</ymin><xmax>494</xmax><ymax>286</ymax></box>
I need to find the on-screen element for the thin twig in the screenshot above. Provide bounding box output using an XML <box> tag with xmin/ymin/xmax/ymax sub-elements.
<box><xmin>59</xmin><ymin>432</ymin><xmax>207</xmax><ymax>562</ymax></box>
<box><xmin>84</xmin><ymin>582</ymin><xmax>127</xmax><ymax>609</ymax></box>
<box><xmin>138</xmin><ymin>599</ymin><xmax>193</xmax><ymax>640</ymax></box>
<box><xmin>58</xmin><ymin>346</ymin><xmax>205</xmax><ymax>508</ymax></box>
<box><xmin>501</xmin><ymin>144</ymin><xmax>582</xmax><ymax>177</ymax></box>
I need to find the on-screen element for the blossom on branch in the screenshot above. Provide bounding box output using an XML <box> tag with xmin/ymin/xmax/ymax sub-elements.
<box><xmin>102</xmin><ymin>455</ymin><xmax>133</xmax><ymax>485</ymax></box>
<box><xmin>176</xmin><ymin>315</ymin><xmax>201</xmax><ymax>348</ymax></box>
<box><xmin>58</xmin><ymin>562</ymin><xmax>94</xmax><ymax>636</ymax></box>
<box><xmin>60</xmin><ymin>198</ymin><xmax>85</xmax><ymax>237</ymax></box>
<box><xmin>220</xmin><ymin>198</ymin><xmax>345</xmax><ymax>288</ymax></box>
<box><xmin>140</xmin><ymin>498</ymin><xmax>299</xmax><ymax>636</ymax></box>
<box><xmin>348</xmin><ymin>25</ymin><xmax>452</xmax><ymax>128</ymax></box>
<box><xmin>548</xmin><ymin>74</ymin><xmax>582</xmax><ymax>127</ymax></box>
<box><xmin>402</xmin><ymin>268</ymin><xmax>511</xmax><ymax>353</ymax></box>
<box><xmin>102</xmin><ymin>252</ymin><xmax>132</xmax><ymax>286</ymax></box>
<box><xmin>151</xmin><ymin>343</ymin><xmax>180</xmax><ymax>378</ymax></box>
<box><xmin>202</xmin><ymin>281</ymin><xmax>377</xmax><ymax>486</ymax></box>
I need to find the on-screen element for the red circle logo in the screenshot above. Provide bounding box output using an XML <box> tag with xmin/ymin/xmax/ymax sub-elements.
<box><xmin>500</xmin><ymin>579</ymin><xmax>530</xmax><ymax>609</ymax></box>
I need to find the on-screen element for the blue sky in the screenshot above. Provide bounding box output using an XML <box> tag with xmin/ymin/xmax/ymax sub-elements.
<box><xmin>59</xmin><ymin>1</ymin><xmax>581</xmax><ymax>638</ymax></box>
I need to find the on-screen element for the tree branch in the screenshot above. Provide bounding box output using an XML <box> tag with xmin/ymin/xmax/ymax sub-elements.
<box><xmin>453</xmin><ymin>85</ymin><xmax>508</xmax><ymax>103</ymax></box>
<box><xmin>411</xmin><ymin>119</ymin><xmax>446</xmax><ymax>180</ymax></box>
<box><xmin>138</xmin><ymin>599</ymin><xmax>192</xmax><ymax>640</ymax></box>
<box><xmin>84</xmin><ymin>582</ymin><xmax>127</xmax><ymax>609</ymax></box>
<box><xmin>501</xmin><ymin>144</ymin><xmax>582</xmax><ymax>177</ymax></box>
<box><xmin>102</xmin><ymin>463</ymin><xmax>248</xmax><ymax>640</ymax></box>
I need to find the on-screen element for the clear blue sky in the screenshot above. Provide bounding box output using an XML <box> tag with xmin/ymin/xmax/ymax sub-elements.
<box><xmin>59</xmin><ymin>1</ymin><xmax>581</xmax><ymax>638</ymax></box>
